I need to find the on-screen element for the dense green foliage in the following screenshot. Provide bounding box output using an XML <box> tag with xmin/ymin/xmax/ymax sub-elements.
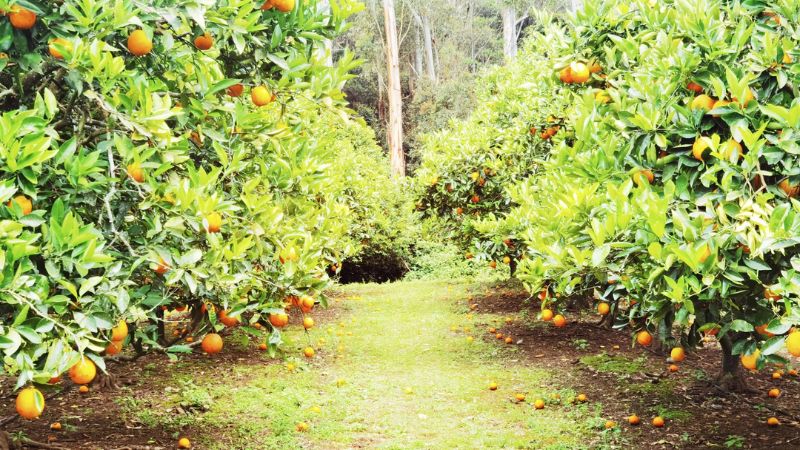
<box><xmin>415</xmin><ymin>0</ymin><xmax>800</xmax><ymax>379</ymax></box>
<box><xmin>0</xmin><ymin>0</ymin><xmax>403</xmax><ymax>387</ymax></box>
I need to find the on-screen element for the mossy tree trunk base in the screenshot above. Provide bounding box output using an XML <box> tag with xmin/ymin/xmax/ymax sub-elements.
<box><xmin>714</xmin><ymin>334</ymin><xmax>756</xmax><ymax>394</ymax></box>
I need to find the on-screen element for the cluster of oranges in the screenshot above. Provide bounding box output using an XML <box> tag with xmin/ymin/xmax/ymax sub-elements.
<box><xmin>15</xmin><ymin>356</ymin><xmax>99</xmax><ymax>420</ymax></box>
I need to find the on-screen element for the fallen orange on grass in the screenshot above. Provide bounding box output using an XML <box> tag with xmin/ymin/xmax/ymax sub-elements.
<box><xmin>201</xmin><ymin>333</ymin><xmax>223</xmax><ymax>354</ymax></box>
<box><xmin>652</xmin><ymin>416</ymin><xmax>665</xmax><ymax>427</ymax></box>
<box><xmin>636</xmin><ymin>331</ymin><xmax>653</xmax><ymax>346</ymax></box>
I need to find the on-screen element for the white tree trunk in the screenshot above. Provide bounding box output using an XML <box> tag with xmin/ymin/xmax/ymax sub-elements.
<box><xmin>414</xmin><ymin>26</ymin><xmax>424</xmax><ymax>78</ymax></box>
<box><xmin>383</xmin><ymin>0</ymin><xmax>405</xmax><ymax>177</ymax></box>
<box><xmin>501</xmin><ymin>6</ymin><xmax>517</xmax><ymax>58</ymax></box>
<box><xmin>422</xmin><ymin>15</ymin><xmax>437</xmax><ymax>82</ymax></box>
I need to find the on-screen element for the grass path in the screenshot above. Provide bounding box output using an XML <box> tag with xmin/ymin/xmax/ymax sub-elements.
<box><xmin>163</xmin><ymin>281</ymin><xmax>607</xmax><ymax>449</ymax></box>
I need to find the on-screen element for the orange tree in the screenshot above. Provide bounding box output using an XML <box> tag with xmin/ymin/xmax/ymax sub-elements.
<box><xmin>411</xmin><ymin>22</ymin><xmax>580</xmax><ymax>273</ymax></box>
<box><xmin>0</xmin><ymin>0</ymin><xmax>404</xmax><ymax>402</ymax></box>
<box><xmin>417</xmin><ymin>0</ymin><xmax>800</xmax><ymax>391</ymax></box>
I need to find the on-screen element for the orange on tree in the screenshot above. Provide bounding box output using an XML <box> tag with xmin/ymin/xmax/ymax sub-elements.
<box><xmin>105</xmin><ymin>340</ymin><xmax>123</xmax><ymax>356</ymax></box>
<box><xmin>16</xmin><ymin>387</ymin><xmax>45</xmax><ymax>420</ymax></box>
<box><xmin>755</xmin><ymin>324</ymin><xmax>774</xmax><ymax>337</ymax></box>
<box><xmin>692</xmin><ymin>137</ymin><xmax>709</xmax><ymax>161</ymax></box>
<box><xmin>251</xmin><ymin>85</ymin><xmax>274</xmax><ymax>106</ymax></box>
<box><xmin>552</xmin><ymin>314</ymin><xmax>566</xmax><ymax>327</ymax></box>
<box><xmin>111</xmin><ymin>320</ymin><xmax>128</xmax><ymax>341</ymax></box>
<box><xmin>219</xmin><ymin>309</ymin><xmax>240</xmax><ymax>327</ymax></box>
<box><xmin>632</xmin><ymin>169</ymin><xmax>654</xmax><ymax>186</ymax></box>
<box><xmin>636</xmin><ymin>331</ymin><xmax>652</xmax><ymax>346</ymax></box>
<box><xmin>69</xmin><ymin>357</ymin><xmax>97</xmax><ymax>385</ymax></box>
<box><xmin>719</xmin><ymin>139</ymin><xmax>742</xmax><ymax>160</ymax></box>
<box><xmin>201</xmin><ymin>333</ymin><xmax>223</xmax><ymax>354</ymax></box>
<box><xmin>48</xmin><ymin>38</ymin><xmax>72</xmax><ymax>59</ymax></box>
<box><xmin>741</xmin><ymin>349</ymin><xmax>760</xmax><ymax>370</ymax></box>
<box><xmin>269</xmin><ymin>312</ymin><xmax>289</xmax><ymax>327</ymax></box>
<box><xmin>778</xmin><ymin>179</ymin><xmax>799</xmax><ymax>198</ymax></box>
<box><xmin>303</xmin><ymin>317</ymin><xmax>314</xmax><ymax>329</ymax></box>
<box><xmin>127</xmin><ymin>29</ymin><xmax>153</xmax><ymax>56</ymax></box>
<box><xmin>690</xmin><ymin>94</ymin><xmax>715</xmax><ymax>111</ymax></box>
<box><xmin>569</xmin><ymin>62</ymin><xmax>590</xmax><ymax>83</ymax></box>
<box><xmin>8</xmin><ymin>195</ymin><xmax>32</xmax><ymax>215</ymax></box>
<box><xmin>8</xmin><ymin>6</ymin><xmax>36</xmax><ymax>29</ymax></box>
<box><xmin>126</xmin><ymin>163</ymin><xmax>144</xmax><ymax>182</ymax></box>
<box><xmin>711</xmin><ymin>99</ymin><xmax>730</xmax><ymax>117</ymax></box>
<box><xmin>670</xmin><ymin>347</ymin><xmax>685</xmax><ymax>362</ymax></box>
<box><xmin>558</xmin><ymin>66</ymin><xmax>573</xmax><ymax>83</ymax></box>
<box><xmin>205</xmin><ymin>212</ymin><xmax>222</xmax><ymax>233</ymax></box>
<box><xmin>597</xmin><ymin>302</ymin><xmax>610</xmax><ymax>315</ymax></box>
<box><xmin>541</xmin><ymin>309</ymin><xmax>553</xmax><ymax>321</ymax></box>
<box><xmin>194</xmin><ymin>33</ymin><xmax>213</xmax><ymax>50</ymax></box>
<box><xmin>786</xmin><ymin>331</ymin><xmax>800</xmax><ymax>357</ymax></box>
<box><xmin>227</xmin><ymin>83</ymin><xmax>244</xmax><ymax>97</ymax></box>
<box><xmin>686</xmin><ymin>81</ymin><xmax>703</xmax><ymax>93</ymax></box>
<box><xmin>733</xmin><ymin>88</ymin><xmax>755</xmax><ymax>107</ymax></box>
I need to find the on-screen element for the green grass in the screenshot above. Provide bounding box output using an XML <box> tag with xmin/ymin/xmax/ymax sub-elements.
<box><xmin>125</xmin><ymin>280</ymin><xmax>615</xmax><ymax>449</ymax></box>
<box><xmin>580</xmin><ymin>353</ymin><xmax>649</xmax><ymax>376</ymax></box>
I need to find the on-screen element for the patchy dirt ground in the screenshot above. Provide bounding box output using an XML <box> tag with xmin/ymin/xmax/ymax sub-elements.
<box><xmin>467</xmin><ymin>282</ymin><xmax>800</xmax><ymax>450</ymax></box>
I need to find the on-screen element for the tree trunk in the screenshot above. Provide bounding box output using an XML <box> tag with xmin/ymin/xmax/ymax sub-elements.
<box><xmin>501</xmin><ymin>6</ymin><xmax>517</xmax><ymax>58</ymax></box>
<box><xmin>383</xmin><ymin>0</ymin><xmax>405</xmax><ymax>177</ymax></box>
<box><xmin>715</xmin><ymin>333</ymin><xmax>754</xmax><ymax>393</ymax></box>
<box><xmin>414</xmin><ymin>26</ymin><xmax>423</xmax><ymax>79</ymax></box>
<box><xmin>422</xmin><ymin>15</ymin><xmax>437</xmax><ymax>82</ymax></box>
<box><xmin>509</xmin><ymin>259</ymin><xmax>517</xmax><ymax>278</ymax></box>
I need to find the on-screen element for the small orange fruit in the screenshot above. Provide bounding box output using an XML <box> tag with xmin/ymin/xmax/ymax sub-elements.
<box><xmin>303</xmin><ymin>317</ymin><xmax>315</xmax><ymax>329</ymax></box>
<box><xmin>552</xmin><ymin>314</ymin><xmax>567</xmax><ymax>328</ymax></box>
<box><xmin>628</xmin><ymin>414</ymin><xmax>640</xmax><ymax>425</ymax></box>
<box><xmin>178</xmin><ymin>437</ymin><xmax>192</xmax><ymax>449</ymax></box>
<box><xmin>741</xmin><ymin>349</ymin><xmax>760</xmax><ymax>370</ymax></box>
<box><xmin>105</xmin><ymin>340</ymin><xmax>123</xmax><ymax>356</ymax></box>
<box><xmin>604</xmin><ymin>420</ymin><xmax>616</xmax><ymax>429</ymax></box>
<box><xmin>772</xmin><ymin>371</ymin><xmax>782</xmax><ymax>380</ymax></box>
<box><xmin>69</xmin><ymin>357</ymin><xmax>97</xmax><ymax>385</ymax></box>
<box><xmin>504</xmin><ymin>336</ymin><xmax>513</xmax><ymax>344</ymax></box>
<box><xmin>670</xmin><ymin>347</ymin><xmax>685</xmax><ymax>362</ymax></box>
<box><xmin>597</xmin><ymin>302</ymin><xmax>610</xmax><ymax>315</ymax></box>
<box><xmin>9</xmin><ymin>7</ymin><xmax>36</xmax><ymax>30</ymax></box>
<box><xmin>8</xmin><ymin>195</ymin><xmax>33</xmax><ymax>215</ymax></box>
<box><xmin>49</xmin><ymin>38</ymin><xmax>72</xmax><ymax>59</ymax></box>
<box><xmin>259</xmin><ymin>342</ymin><xmax>268</xmax><ymax>351</ymax></box>
<box><xmin>127</xmin><ymin>29</ymin><xmax>153</xmax><ymax>56</ymax></box>
<box><xmin>50</xmin><ymin>422</ymin><xmax>62</xmax><ymax>430</ymax></box>
<box><xmin>205</xmin><ymin>212</ymin><xmax>222</xmax><ymax>233</ymax></box>
<box><xmin>126</xmin><ymin>163</ymin><xmax>144</xmax><ymax>182</ymax></box>
<box><xmin>488</xmin><ymin>327</ymin><xmax>496</xmax><ymax>333</ymax></box>
<box><xmin>778</xmin><ymin>179</ymin><xmax>800</xmax><ymax>198</ymax></box>
<box><xmin>303</xmin><ymin>347</ymin><xmax>315</xmax><ymax>358</ymax></box>
<box><xmin>16</xmin><ymin>387</ymin><xmax>45</xmax><ymax>420</ymax></box>
<box><xmin>194</xmin><ymin>33</ymin><xmax>213</xmax><ymax>50</ymax></box>
<box><xmin>154</xmin><ymin>257</ymin><xmax>169</xmax><ymax>275</ymax></box>
<box><xmin>652</xmin><ymin>416</ymin><xmax>665</xmax><ymax>427</ymax></box>
<box><xmin>632</xmin><ymin>169</ymin><xmax>654</xmax><ymax>186</ymax></box>
<box><xmin>637</xmin><ymin>331</ymin><xmax>653</xmax><ymax>346</ymax></box>
<box><xmin>201</xmin><ymin>333</ymin><xmax>223</xmax><ymax>354</ymax></box>
<box><xmin>691</xmin><ymin>94</ymin><xmax>715</xmax><ymax>111</ymax></box>
<box><xmin>534</xmin><ymin>399</ymin><xmax>545</xmax><ymax>409</ymax></box>
<box><xmin>576</xmin><ymin>393</ymin><xmax>587</xmax><ymax>402</ymax></box>
<box><xmin>272</xmin><ymin>0</ymin><xmax>296</xmax><ymax>12</ymax></box>
<box><xmin>488</xmin><ymin>381</ymin><xmax>498</xmax><ymax>391</ymax></box>
<box><xmin>111</xmin><ymin>320</ymin><xmax>128</xmax><ymax>341</ymax></box>
<box><xmin>251</xmin><ymin>85</ymin><xmax>274</xmax><ymax>106</ymax></box>
<box><xmin>515</xmin><ymin>393</ymin><xmax>525</xmax><ymax>402</ymax></box>
<box><xmin>296</xmin><ymin>421</ymin><xmax>309</xmax><ymax>432</ymax></box>
<box><xmin>78</xmin><ymin>385</ymin><xmax>89</xmax><ymax>394</ymax></box>
<box><xmin>218</xmin><ymin>310</ymin><xmax>240</xmax><ymax>327</ymax></box>
<box><xmin>692</xmin><ymin>137</ymin><xmax>709</xmax><ymax>162</ymax></box>
<box><xmin>269</xmin><ymin>313</ymin><xmax>289</xmax><ymax>328</ymax></box>
<box><xmin>541</xmin><ymin>309</ymin><xmax>554</xmax><ymax>322</ymax></box>
<box><xmin>227</xmin><ymin>83</ymin><xmax>244</xmax><ymax>97</ymax></box>
<box><xmin>569</xmin><ymin>62</ymin><xmax>590</xmax><ymax>83</ymax></box>
<box><xmin>686</xmin><ymin>81</ymin><xmax>703</xmax><ymax>93</ymax></box>
<box><xmin>559</xmin><ymin>66</ymin><xmax>573</xmax><ymax>83</ymax></box>
<box><xmin>768</xmin><ymin>388</ymin><xmax>781</xmax><ymax>398</ymax></box>
<box><xmin>668</xmin><ymin>364</ymin><xmax>679</xmax><ymax>373</ymax></box>
<box><xmin>495</xmin><ymin>333</ymin><xmax>504</xmax><ymax>340</ymax></box>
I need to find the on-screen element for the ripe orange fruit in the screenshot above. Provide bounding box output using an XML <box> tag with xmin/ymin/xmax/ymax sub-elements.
<box><xmin>692</xmin><ymin>137</ymin><xmax>709</xmax><ymax>162</ymax></box>
<box><xmin>258</xmin><ymin>342</ymin><xmax>268</xmax><ymax>351</ymax></box>
<box><xmin>205</xmin><ymin>212</ymin><xmax>222</xmax><ymax>233</ymax></box>
<box><xmin>296</xmin><ymin>421</ymin><xmax>309</xmax><ymax>432</ymax></box>
<box><xmin>127</xmin><ymin>29</ymin><xmax>153</xmax><ymax>56</ymax></box>
<box><xmin>201</xmin><ymin>333</ymin><xmax>223</xmax><ymax>354</ymax></box>
<box><xmin>303</xmin><ymin>317</ymin><xmax>314</xmax><ymax>329</ymax></box>
<box><xmin>772</xmin><ymin>371</ymin><xmax>782</xmax><ymax>380</ymax></box>
<box><xmin>218</xmin><ymin>310</ymin><xmax>240</xmax><ymax>327</ymax></box>
<box><xmin>569</xmin><ymin>62</ymin><xmax>590</xmax><ymax>83</ymax></box>
<box><xmin>49</xmin><ymin>38</ymin><xmax>72</xmax><ymax>59</ymax></box>
<box><xmin>636</xmin><ymin>331</ymin><xmax>653</xmax><ymax>346</ymax></box>
<box><xmin>154</xmin><ymin>257</ymin><xmax>169</xmax><ymax>275</ymax></box>
<box><xmin>559</xmin><ymin>66</ymin><xmax>573</xmax><ymax>83</ymax></box>
<box><xmin>9</xmin><ymin>7</ymin><xmax>36</xmax><ymax>30</ymax></box>
<box><xmin>691</xmin><ymin>94</ymin><xmax>715</xmax><ymax>111</ymax></box>
<box><xmin>686</xmin><ymin>81</ymin><xmax>703</xmax><ymax>93</ymax></box>
<box><xmin>105</xmin><ymin>340</ymin><xmax>123</xmax><ymax>356</ymax></box>
<box><xmin>272</xmin><ymin>0</ymin><xmax>296</xmax><ymax>13</ymax></box>
<box><xmin>504</xmin><ymin>336</ymin><xmax>513</xmax><ymax>344</ymax></box>
<box><xmin>515</xmin><ymin>393</ymin><xmax>525</xmax><ymax>402</ymax></box>
<box><xmin>48</xmin><ymin>376</ymin><xmax>61</xmax><ymax>384</ymax></box>
<box><xmin>553</xmin><ymin>314</ymin><xmax>566</xmax><ymax>328</ymax></box>
<box><xmin>126</xmin><ymin>163</ymin><xmax>144</xmax><ymax>182</ymax></box>
<box><xmin>670</xmin><ymin>347</ymin><xmax>685</xmax><ymax>362</ymax></box>
<box><xmin>303</xmin><ymin>347</ymin><xmax>315</xmax><ymax>358</ymax></box>
<box><xmin>227</xmin><ymin>83</ymin><xmax>244</xmax><ymax>97</ymax></box>
<box><xmin>269</xmin><ymin>313</ymin><xmax>289</xmax><ymax>328</ymax></box>
<box><xmin>488</xmin><ymin>261</ymin><xmax>497</xmax><ymax>269</ymax></box>
<box><xmin>111</xmin><ymin>320</ymin><xmax>128</xmax><ymax>341</ymax></box>
<box><xmin>495</xmin><ymin>333</ymin><xmax>504</xmax><ymax>340</ymax></box>
<box><xmin>778</xmin><ymin>179</ymin><xmax>800</xmax><ymax>198</ymax></box>
<box><xmin>186</xmin><ymin>337</ymin><xmax>194</xmax><ymax>343</ymax></box>
<box><xmin>711</xmin><ymin>99</ymin><xmax>730</xmax><ymax>117</ymax></box>
<box><xmin>471</xmin><ymin>194</ymin><xmax>480</xmax><ymax>203</ymax></box>
<box><xmin>698</xmin><ymin>244</ymin><xmax>712</xmax><ymax>263</ymax></box>
<box><xmin>300</xmin><ymin>295</ymin><xmax>315</xmax><ymax>311</ymax></box>
<box><xmin>8</xmin><ymin>195</ymin><xmax>32</xmax><ymax>215</ymax></box>
<box><xmin>786</xmin><ymin>332</ymin><xmax>800</xmax><ymax>357</ymax></box>
<box><xmin>261</xmin><ymin>0</ymin><xmax>274</xmax><ymax>9</ymax></box>
<box><xmin>16</xmin><ymin>387</ymin><xmax>45</xmax><ymax>420</ymax></box>
<box><xmin>488</xmin><ymin>381</ymin><xmax>498</xmax><ymax>390</ymax></box>
<box><xmin>719</xmin><ymin>139</ymin><xmax>742</xmax><ymax>160</ymax></box>
<box><xmin>768</xmin><ymin>388</ymin><xmax>781</xmax><ymax>398</ymax></box>
<box><xmin>178</xmin><ymin>437</ymin><xmax>192</xmax><ymax>449</ymax></box>
<box><xmin>597</xmin><ymin>302</ymin><xmax>610</xmax><ymax>315</ymax></box>
<box><xmin>194</xmin><ymin>33</ymin><xmax>213</xmax><ymax>50</ymax></box>
<box><xmin>755</xmin><ymin>324</ymin><xmax>774</xmax><ymax>337</ymax></box>
<box><xmin>632</xmin><ymin>169</ymin><xmax>654</xmax><ymax>186</ymax></box>
<box><xmin>764</xmin><ymin>287</ymin><xmax>781</xmax><ymax>301</ymax></box>
<box><xmin>488</xmin><ymin>327</ymin><xmax>496</xmax><ymax>333</ymax></box>
<box><xmin>733</xmin><ymin>88</ymin><xmax>755</xmax><ymax>107</ymax></box>
<box><xmin>576</xmin><ymin>393</ymin><xmax>587</xmax><ymax>402</ymax></box>
<box><xmin>589</xmin><ymin>62</ymin><xmax>602</xmax><ymax>73</ymax></box>
<box><xmin>251</xmin><ymin>85</ymin><xmax>274</xmax><ymax>106</ymax></box>
<box><xmin>604</xmin><ymin>420</ymin><xmax>616</xmax><ymax>429</ymax></box>
<box><xmin>668</xmin><ymin>364</ymin><xmax>679</xmax><ymax>373</ymax></box>
<box><xmin>78</xmin><ymin>385</ymin><xmax>89</xmax><ymax>394</ymax></box>
<box><xmin>534</xmin><ymin>399</ymin><xmax>545</xmax><ymax>409</ymax></box>
<box><xmin>628</xmin><ymin>414</ymin><xmax>640</xmax><ymax>425</ymax></box>
<box><xmin>652</xmin><ymin>416</ymin><xmax>665</xmax><ymax>427</ymax></box>
<box><xmin>502</xmin><ymin>256</ymin><xmax>511</xmax><ymax>264</ymax></box>
<box><xmin>741</xmin><ymin>349</ymin><xmax>760</xmax><ymax>370</ymax></box>
<box><xmin>541</xmin><ymin>309</ymin><xmax>554</xmax><ymax>322</ymax></box>
<box><xmin>69</xmin><ymin>357</ymin><xmax>97</xmax><ymax>385</ymax></box>
<box><xmin>767</xmin><ymin>417</ymin><xmax>779</xmax><ymax>427</ymax></box>
<box><xmin>788</xmin><ymin>369</ymin><xmax>798</xmax><ymax>376</ymax></box>
<box><xmin>50</xmin><ymin>422</ymin><xmax>62</xmax><ymax>430</ymax></box>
